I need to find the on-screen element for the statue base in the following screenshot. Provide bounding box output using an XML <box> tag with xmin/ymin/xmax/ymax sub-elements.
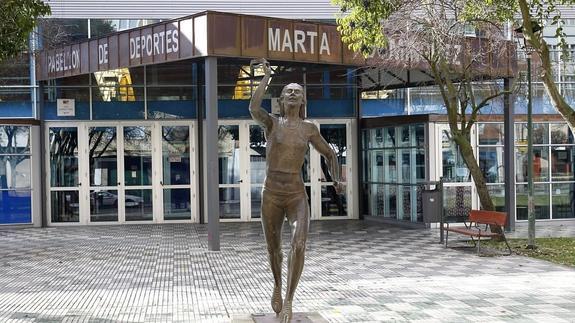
<box><xmin>231</xmin><ymin>312</ymin><xmax>328</xmax><ymax>323</ymax></box>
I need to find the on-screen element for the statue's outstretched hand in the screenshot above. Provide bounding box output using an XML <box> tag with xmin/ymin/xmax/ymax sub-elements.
<box><xmin>333</xmin><ymin>181</ymin><xmax>345</xmax><ymax>195</ymax></box>
<box><xmin>250</xmin><ymin>58</ymin><xmax>271</xmax><ymax>77</ymax></box>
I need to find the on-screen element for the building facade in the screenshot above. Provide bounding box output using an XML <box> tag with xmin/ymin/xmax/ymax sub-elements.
<box><xmin>0</xmin><ymin>1</ymin><xmax>574</xmax><ymax>227</ymax></box>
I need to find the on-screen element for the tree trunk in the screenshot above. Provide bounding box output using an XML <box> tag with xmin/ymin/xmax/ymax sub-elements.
<box><xmin>452</xmin><ymin>134</ymin><xmax>504</xmax><ymax>235</ymax></box>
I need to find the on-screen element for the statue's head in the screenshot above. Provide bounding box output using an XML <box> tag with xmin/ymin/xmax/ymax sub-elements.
<box><xmin>279</xmin><ymin>83</ymin><xmax>306</xmax><ymax>119</ymax></box>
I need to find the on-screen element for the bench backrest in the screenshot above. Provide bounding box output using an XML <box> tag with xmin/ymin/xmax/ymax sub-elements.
<box><xmin>469</xmin><ymin>210</ymin><xmax>507</xmax><ymax>227</ymax></box>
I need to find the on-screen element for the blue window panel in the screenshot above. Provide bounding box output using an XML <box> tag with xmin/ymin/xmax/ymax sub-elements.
<box><xmin>148</xmin><ymin>100</ymin><xmax>196</xmax><ymax>119</ymax></box>
<box><xmin>307</xmin><ymin>99</ymin><xmax>354</xmax><ymax>118</ymax></box>
<box><xmin>360</xmin><ymin>99</ymin><xmax>404</xmax><ymax>117</ymax></box>
<box><xmin>93</xmin><ymin>102</ymin><xmax>145</xmax><ymax>120</ymax></box>
<box><xmin>218</xmin><ymin>99</ymin><xmax>271</xmax><ymax>119</ymax></box>
<box><xmin>43</xmin><ymin>101</ymin><xmax>90</xmax><ymax>120</ymax></box>
<box><xmin>0</xmin><ymin>190</ymin><xmax>32</xmax><ymax>224</ymax></box>
<box><xmin>0</xmin><ymin>102</ymin><xmax>33</xmax><ymax>118</ymax></box>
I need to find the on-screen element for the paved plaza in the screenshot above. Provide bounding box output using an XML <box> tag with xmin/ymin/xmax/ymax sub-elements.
<box><xmin>1</xmin><ymin>220</ymin><xmax>575</xmax><ymax>323</ymax></box>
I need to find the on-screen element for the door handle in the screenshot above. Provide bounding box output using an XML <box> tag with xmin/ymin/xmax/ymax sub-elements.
<box><xmin>237</xmin><ymin>179</ymin><xmax>243</xmax><ymax>183</ymax></box>
<box><xmin>160</xmin><ymin>181</ymin><xmax>163</xmax><ymax>186</ymax></box>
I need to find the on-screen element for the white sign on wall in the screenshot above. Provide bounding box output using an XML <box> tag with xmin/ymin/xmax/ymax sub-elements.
<box><xmin>57</xmin><ymin>99</ymin><xmax>76</xmax><ymax>117</ymax></box>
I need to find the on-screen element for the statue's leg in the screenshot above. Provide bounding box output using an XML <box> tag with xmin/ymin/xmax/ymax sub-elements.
<box><xmin>280</xmin><ymin>192</ymin><xmax>310</xmax><ymax>322</ymax></box>
<box><xmin>261</xmin><ymin>189</ymin><xmax>285</xmax><ymax>315</ymax></box>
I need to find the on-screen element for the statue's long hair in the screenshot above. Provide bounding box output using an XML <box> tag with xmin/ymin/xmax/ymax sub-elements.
<box><xmin>279</xmin><ymin>83</ymin><xmax>306</xmax><ymax>119</ymax></box>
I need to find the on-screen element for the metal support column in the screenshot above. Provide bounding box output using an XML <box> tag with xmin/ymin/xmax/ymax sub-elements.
<box><xmin>205</xmin><ymin>57</ymin><xmax>220</xmax><ymax>251</ymax></box>
<box><xmin>504</xmin><ymin>78</ymin><xmax>516</xmax><ymax>231</ymax></box>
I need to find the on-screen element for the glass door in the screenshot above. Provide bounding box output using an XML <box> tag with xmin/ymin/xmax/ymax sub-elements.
<box><xmin>88</xmin><ymin>125</ymin><xmax>120</xmax><ymax>222</ymax></box>
<box><xmin>160</xmin><ymin>123</ymin><xmax>195</xmax><ymax>221</ymax></box>
<box><xmin>218</xmin><ymin>122</ymin><xmax>245</xmax><ymax>220</ymax></box>
<box><xmin>48</xmin><ymin>126</ymin><xmax>83</xmax><ymax>224</ymax></box>
<box><xmin>122</xmin><ymin>125</ymin><xmax>154</xmax><ymax>222</ymax></box>
<box><xmin>314</xmin><ymin>122</ymin><xmax>351</xmax><ymax>219</ymax></box>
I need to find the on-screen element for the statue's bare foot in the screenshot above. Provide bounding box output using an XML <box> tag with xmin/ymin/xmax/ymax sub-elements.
<box><xmin>279</xmin><ymin>300</ymin><xmax>292</xmax><ymax>323</ymax></box>
<box><xmin>272</xmin><ymin>285</ymin><xmax>282</xmax><ymax>315</ymax></box>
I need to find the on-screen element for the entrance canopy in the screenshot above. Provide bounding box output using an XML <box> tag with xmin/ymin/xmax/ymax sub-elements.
<box><xmin>36</xmin><ymin>11</ymin><xmax>364</xmax><ymax>81</ymax></box>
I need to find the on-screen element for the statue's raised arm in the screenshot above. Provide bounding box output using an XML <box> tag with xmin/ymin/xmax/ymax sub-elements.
<box><xmin>249</xmin><ymin>58</ymin><xmax>273</xmax><ymax>130</ymax></box>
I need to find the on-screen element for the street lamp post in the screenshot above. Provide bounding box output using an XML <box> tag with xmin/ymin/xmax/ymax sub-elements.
<box><xmin>515</xmin><ymin>22</ymin><xmax>541</xmax><ymax>249</ymax></box>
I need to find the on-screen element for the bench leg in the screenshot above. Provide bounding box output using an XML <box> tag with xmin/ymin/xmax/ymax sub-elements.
<box><xmin>476</xmin><ymin>236</ymin><xmax>481</xmax><ymax>255</ymax></box>
<box><xmin>445</xmin><ymin>229</ymin><xmax>449</xmax><ymax>248</ymax></box>
<box><xmin>503</xmin><ymin>236</ymin><xmax>512</xmax><ymax>255</ymax></box>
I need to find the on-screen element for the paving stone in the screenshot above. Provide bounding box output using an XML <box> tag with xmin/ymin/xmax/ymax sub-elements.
<box><xmin>0</xmin><ymin>221</ymin><xmax>574</xmax><ymax>322</ymax></box>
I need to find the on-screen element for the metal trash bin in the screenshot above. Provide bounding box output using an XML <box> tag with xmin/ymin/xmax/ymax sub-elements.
<box><xmin>422</xmin><ymin>187</ymin><xmax>443</xmax><ymax>223</ymax></box>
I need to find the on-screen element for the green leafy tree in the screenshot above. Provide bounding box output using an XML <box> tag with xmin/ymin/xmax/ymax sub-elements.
<box><xmin>333</xmin><ymin>0</ymin><xmax>513</xmax><ymax>227</ymax></box>
<box><xmin>0</xmin><ymin>0</ymin><xmax>51</xmax><ymax>62</ymax></box>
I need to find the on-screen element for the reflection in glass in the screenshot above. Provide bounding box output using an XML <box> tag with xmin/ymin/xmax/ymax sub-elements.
<box><xmin>162</xmin><ymin>126</ymin><xmax>190</xmax><ymax>185</ymax></box>
<box><xmin>478</xmin><ymin>123</ymin><xmax>504</xmax><ymax>145</ymax></box>
<box><xmin>124</xmin><ymin>126</ymin><xmax>152</xmax><ymax>186</ymax></box>
<box><xmin>251</xmin><ymin>186</ymin><xmax>262</xmax><ymax>218</ymax></box>
<box><xmin>250</xmin><ymin>125</ymin><xmax>267</xmax><ymax>184</ymax></box>
<box><xmin>400</xmin><ymin>149</ymin><xmax>411</xmax><ymax>183</ymax></box>
<box><xmin>0</xmin><ymin>156</ymin><xmax>31</xmax><ymax>189</ymax></box>
<box><xmin>515</xmin><ymin>123</ymin><xmax>548</xmax><ymax>144</ymax></box>
<box><xmin>384</xmin><ymin>184</ymin><xmax>397</xmax><ymax>218</ymax></box>
<box><xmin>219</xmin><ymin>187</ymin><xmax>241</xmax><ymax>219</ymax></box>
<box><xmin>90</xmin><ymin>189</ymin><xmax>118</xmax><ymax>222</ymax></box>
<box><xmin>320</xmin><ymin>124</ymin><xmax>347</xmax><ymax>182</ymax></box>
<box><xmin>124</xmin><ymin>189</ymin><xmax>153</xmax><ymax>221</ymax></box>
<box><xmin>551</xmin><ymin>183</ymin><xmax>575</xmax><ymax>219</ymax></box>
<box><xmin>50</xmin><ymin>127</ymin><xmax>78</xmax><ymax>187</ymax></box>
<box><xmin>384</xmin><ymin>127</ymin><xmax>395</xmax><ymax>147</ymax></box>
<box><xmin>0</xmin><ymin>126</ymin><xmax>30</xmax><ymax>154</ymax></box>
<box><xmin>368</xmin><ymin>183</ymin><xmax>384</xmax><ymax>216</ymax></box>
<box><xmin>487</xmin><ymin>185</ymin><xmax>506</xmax><ymax>212</ymax></box>
<box><xmin>441</xmin><ymin>130</ymin><xmax>469</xmax><ymax>182</ymax></box>
<box><xmin>515</xmin><ymin>147</ymin><xmax>548</xmax><ymax>182</ymax></box>
<box><xmin>399</xmin><ymin>186</ymin><xmax>411</xmax><ymax>221</ymax></box>
<box><xmin>384</xmin><ymin>150</ymin><xmax>396</xmax><ymax>182</ymax></box>
<box><xmin>550</xmin><ymin>123</ymin><xmax>574</xmax><ymax>144</ymax></box>
<box><xmin>218</xmin><ymin>126</ymin><xmax>240</xmax><ymax>184</ymax></box>
<box><xmin>368</xmin><ymin>150</ymin><xmax>383</xmax><ymax>182</ymax></box>
<box><xmin>164</xmin><ymin>188</ymin><xmax>191</xmax><ymax>220</ymax></box>
<box><xmin>479</xmin><ymin>147</ymin><xmax>505</xmax><ymax>183</ymax></box>
<box><xmin>516</xmin><ymin>184</ymin><xmax>550</xmax><ymax>220</ymax></box>
<box><xmin>416</xmin><ymin>149</ymin><xmax>426</xmax><ymax>181</ymax></box>
<box><xmin>89</xmin><ymin>127</ymin><xmax>117</xmax><ymax>186</ymax></box>
<box><xmin>551</xmin><ymin>146</ymin><xmax>574</xmax><ymax>181</ymax></box>
<box><xmin>321</xmin><ymin>185</ymin><xmax>347</xmax><ymax>217</ymax></box>
<box><xmin>51</xmin><ymin>191</ymin><xmax>79</xmax><ymax>222</ymax></box>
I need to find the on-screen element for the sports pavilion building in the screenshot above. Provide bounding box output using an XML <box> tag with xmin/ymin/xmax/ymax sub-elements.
<box><xmin>1</xmin><ymin>1</ymin><xmax>574</xmax><ymax>237</ymax></box>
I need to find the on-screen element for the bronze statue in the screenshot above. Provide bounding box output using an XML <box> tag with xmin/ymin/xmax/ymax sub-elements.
<box><xmin>249</xmin><ymin>58</ymin><xmax>343</xmax><ymax>322</ymax></box>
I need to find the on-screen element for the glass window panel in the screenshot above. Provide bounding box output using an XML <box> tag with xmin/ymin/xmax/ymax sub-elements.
<box><xmin>478</xmin><ymin>123</ymin><xmax>504</xmax><ymax>145</ymax></box>
<box><xmin>124</xmin><ymin>126</ymin><xmax>152</xmax><ymax>186</ymax></box>
<box><xmin>515</xmin><ymin>123</ymin><xmax>549</xmax><ymax>145</ymax></box>
<box><xmin>414</xmin><ymin>124</ymin><xmax>425</xmax><ymax>147</ymax></box>
<box><xmin>251</xmin><ymin>186</ymin><xmax>262</xmax><ymax>219</ymax></box>
<box><xmin>416</xmin><ymin>148</ymin><xmax>426</xmax><ymax>181</ymax></box>
<box><xmin>43</xmin><ymin>88</ymin><xmax>91</xmax><ymax>120</ymax></box>
<box><xmin>0</xmin><ymin>156</ymin><xmax>31</xmax><ymax>189</ymax></box>
<box><xmin>51</xmin><ymin>191</ymin><xmax>79</xmax><ymax>223</ymax></box>
<box><xmin>398</xmin><ymin>185</ymin><xmax>412</xmax><ymax>221</ymax></box>
<box><xmin>89</xmin><ymin>127</ymin><xmax>117</xmax><ymax>186</ymax></box>
<box><xmin>0</xmin><ymin>54</ymin><xmax>29</xmax><ymax>86</ymax></box>
<box><xmin>125</xmin><ymin>189</ymin><xmax>153</xmax><ymax>221</ymax></box>
<box><xmin>321</xmin><ymin>185</ymin><xmax>347</xmax><ymax>217</ymax></box>
<box><xmin>162</xmin><ymin>126</ymin><xmax>190</xmax><ymax>185</ymax></box>
<box><xmin>49</xmin><ymin>127</ymin><xmax>79</xmax><ymax>187</ymax></box>
<box><xmin>515</xmin><ymin>147</ymin><xmax>549</xmax><ymax>182</ymax></box>
<box><xmin>443</xmin><ymin>186</ymin><xmax>472</xmax><ymax>221</ymax></box>
<box><xmin>0</xmin><ymin>189</ymin><xmax>31</xmax><ymax>224</ymax></box>
<box><xmin>250</xmin><ymin>125</ymin><xmax>267</xmax><ymax>184</ymax></box>
<box><xmin>0</xmin><ymin>87</ymin><xmax>33</xmax><ymax>118</ymax></box>
<box><xmin>551</xmin><ymin>146</ymin><xmax>575</xmax><ymax>181</ymax></box>
<box><xmin>148</xmin><ymin>87</ymin><xmax>196</xmax><ymax>119</ymax></box>
<box><xmin>384</xmin><ymin>150</ymin><xmax>397</xmax><ymax>182</ymax></box>
<box><xmin>441</xmin><ymin>130</ymin><xmax>469</xmax><ymax>182</ymax></box>
<box><xmin>38</xmin><ymin>18</ymin><xmax>89</xmax><ymax>47</ymax></box>
<box><xmin>368</xmin><ymin>150</ymin><xmax>383</xmax><ymax>182</ymax></box>
<box><xmin>384</xmin><ymin>184</ymin><xmax>397</xmax><ymax>218</ymax></box>
<box><xmin>0</xmin><ymin>126</ymin><xmax>30</xmax><ymax>154</ymax></box>
<box><xmin>550</xmin><ymin>123</ymin><xmax>574</xmax><ymax>144</ymax></box>
<box><xmin>90</xmin><ymin>189</ymin><xmax>118</xmax><ymax>222</ymax></box>
<box><xmin>218</xmin><ymin>126</ymin><xmax>240</xmax><ymax>184</ymax></box>
<box><xmin>487</xmin><ymin>185</ymin><xmax>506</xmax><ymax>212</ymax></box>
<box><xmin>384</xmin><ymin>127</ymin><xmax>395</xmax><ymax>147</ymax></box>
<box><xmin>399</xmin><ymin>126</ymin><xmax>410</xmax><ymax>147</ymax></box>
<box><xmin>399</xmin><ymin>149</ymin><xmax>411</xmax><ymax>183</ymax></box>
<box><xmin>320</xmin><ymin>124</ymin><xmax>347</xmax><ymax>183</ymax></box>
<box><xmin>219</xmin><ymin>187</ymin><xmax>240</xmax><ymax>219</ymax></box>
<box><xmin>163</xmin><ymin>188</ymin><xmax>191</xmax><ymax>220</ymax></box>
<box><xmin>368</xmin><ymin>128</ymin><xmax>384</xmax><ymax>148</ymax></box>
<box><xmin>479</xmin><ymin>147</ymin><xmax>505</xmax><ymax>183</ymax></box>
<box><xmin>551</xmin><ymin>183</ymin><xmax>575</xmax><ymax>219</ymax></box>
<box><xmin>516</xmin><ymin>184</ymin><xmax>550</xmax><ymax>220</ymax></box>
<box><xmin>367</xmin><ymin>183</ymin><xmax>384</xmax><ymax>216</ymax></box>
<box><xmin>146</xmin><ymin>61</ymin><xmax>195</xmax><ymax>85</ymax></box>
<box><xmin>92</xmin><ymin>86</ymin><xmax>145</xmax><ymax>120</ymax></box>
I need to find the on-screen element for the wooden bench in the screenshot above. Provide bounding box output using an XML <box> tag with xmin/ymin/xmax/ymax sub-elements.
<box><xmin>443</xmin><ymin>210</ymin><xmax>512</xmax><ymax>255</ymax></box>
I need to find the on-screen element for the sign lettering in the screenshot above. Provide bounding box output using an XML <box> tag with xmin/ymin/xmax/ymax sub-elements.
<box><xmin>130</xmin><ymin>30</ymin><xmax>179</xmax><ymax>59</ymax></box>
<box><xmin>47</xmin><ymin>49</ymin><xmax>80</xmax><ymax>73</ymax></box>
<box><xmin>268</xmin><ymin>28</ymin><xmax>330</xmax><ymax>55</ymax></box>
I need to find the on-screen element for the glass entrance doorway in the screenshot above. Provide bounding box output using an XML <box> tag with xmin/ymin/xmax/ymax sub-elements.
<box><xmin>218</xmin><ymin>119</ymin><xmax>354</xmax><ymax>221</ymax></box>
<box><xmin>46</xmin><ymin>121</ymin><xmax>197</xmax><ymax>225</ymax></box>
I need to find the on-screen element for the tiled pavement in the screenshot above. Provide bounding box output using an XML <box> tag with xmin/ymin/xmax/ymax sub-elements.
<box><xmin>1</xmin><ymin>221</ymin><xmax>574</xmax><ymax>323</ymax></box>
